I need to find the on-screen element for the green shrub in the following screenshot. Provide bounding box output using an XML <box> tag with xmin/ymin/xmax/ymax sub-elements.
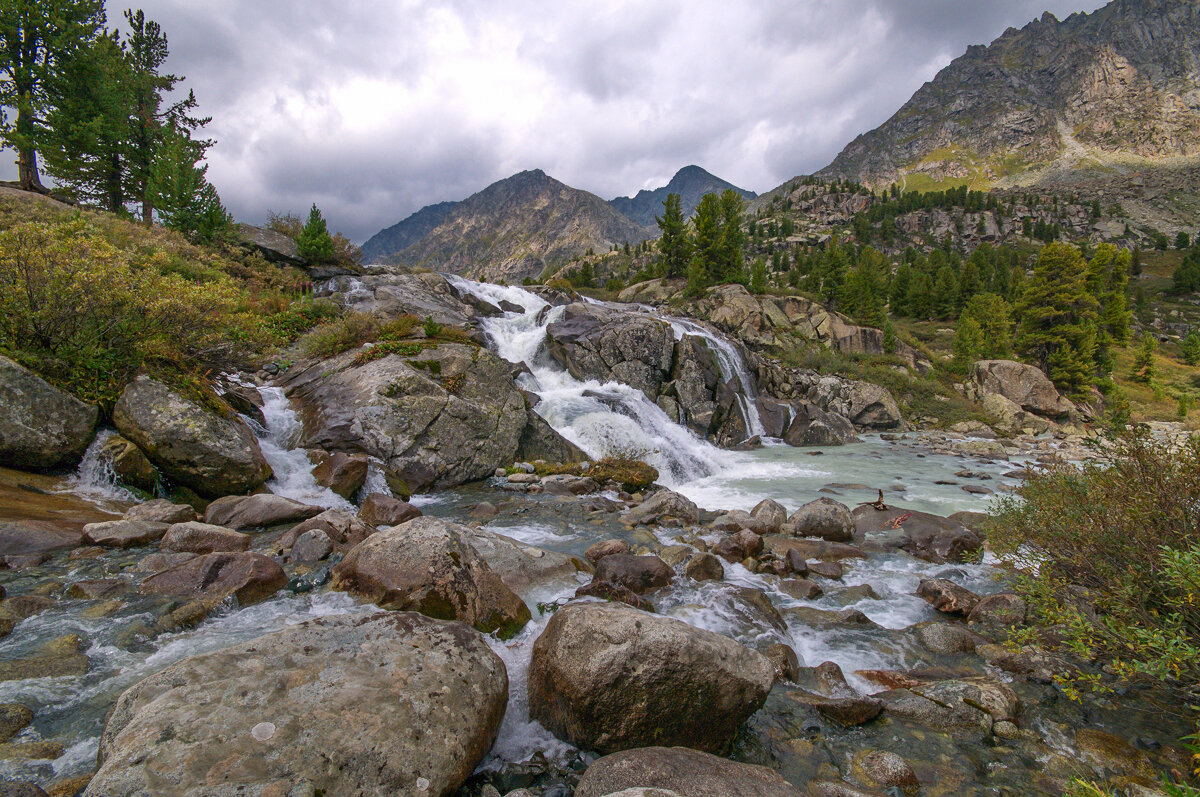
<box><xmin>589</xmin><ymin>457</ymin><xmax>658</xmax><ymax>490</ymax></box>
<box><xmin>352</xmin><ymin>339</ymin><xmax>422</xmax><ymax>366</ymax></box>
<box><xmin>298</xmin><ymin>312</ymin><xmax>379</xmax><ymax>358</ymax></box>
<box><xmin>988</xmin><ymin>429</ymin><xmax>1200</xmax><ymax>702</ymax></box>
<box><xmin>379</xmin><ymin>314</ymin><xmax>419</xmax><ymax>340</ymax></box>
<box><xmin>422</xmin><ymin>315</ymin><xmax>443</xmax><ymax>338</ymax></box>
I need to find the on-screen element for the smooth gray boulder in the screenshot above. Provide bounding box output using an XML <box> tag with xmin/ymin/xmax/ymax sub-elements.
<box><xmin>0</xmin><ymin>356</ymin><xmax>98</xmax><ymax>470</ymax></box>
<box><xmin>528</xmin><ymin>602</ymin><xmax>774</xmax><ymax>754</ymax></box>
<box><xmin>783</xmin><ymin>498</ymin><xmax>854</xmax><ymax>542</ymax></box>
<box><xmin>619</xmin><ymin>489</ymin><xmax>700</xmax><ymax>526</ymax></box>
<box><xmin>83</xmin><ymin>612</ymin><xmax>508</xmax><ymax>797</ymax></box>
<box><xmin>972</xmin><ymin>359</ymin><xmax>1075</xmax><ymax>419</ymax></box>
<box><xmin>203</xmin><ymin>494</ymin><xmax>323</xmax><ymax>530</ymax></box>
<box><xmin>575</xmin><ymin>746</ymin><xmax>804</xmax><ymax>797</ymax></box>
<box><xmin>331</xmin><ymin>516</ymin><xmax>531</xmax><ymax>638</ymax></box>
<box><xmin>113</xmin><ymin>376</ymin><xmax>271</xmax><ymax>498</ymax></box>
<box><xmin>783</xmin><ymin>403</ymin><xmax>857</xmax><ymax>446</ymax></box>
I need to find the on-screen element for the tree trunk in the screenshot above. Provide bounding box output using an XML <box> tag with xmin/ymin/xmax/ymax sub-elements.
<box><xmin>141</xmin><ymin>194</ymin><xmax>153</xmax><ymax>225</ymax></box>
<box><xmin>17</xmin><ymin>146</ymin><xmax>47</xmax><ymax>193</ymax></box>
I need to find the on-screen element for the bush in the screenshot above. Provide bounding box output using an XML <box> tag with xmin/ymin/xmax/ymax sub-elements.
<box><xmin>422</xmin><ymin>315</ymin><xmax>443</xmax><ymax>338</ymax></box>
<box><xmin>988</xmin><ymin>429</ymin><xmax>1200</xmax><ymax>702</ymax></box>
<box><xmin>0</xmin><ymin>220</ymin><xmax>265</xmax><ymax>404</ymax></box>
<box><xmin>298</xmin><ymin>312</ymin><xmax>379</xmax><ymax>358</ymax></box>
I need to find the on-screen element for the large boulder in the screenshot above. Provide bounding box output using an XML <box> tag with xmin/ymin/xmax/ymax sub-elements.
<box><xmin>783</xmin><ymin>403</ymin><xmax>858</xmax><ymax>447</ymax></box>
<box><xmin>82</xmin><ymin>520</ymin><xmax>168</xmax><ymax>548</ymax></box>
<box><xmin>276</xmin><ymin>509</ymin><xmax>377</xmax><ymax>556</ymax></box>
<box><xmin>971</xmin><ymin>360</ymin><xmax>1075</xmax><ymax>420</ymax></box>
<box><xmin>331</xmin><ymin>516</ymin><xmax>531</xmax><ymax>638</ymax></box>
<box><xmin>282</xmin><ymin>342</ymin><xmax>567</xmax><ymax>492</ymax></box>
<box><xmin>783</xmin><ymin>498</ymin><xmax>854</xmax><ymax>542</ymax></box>
<box><xmin>203</xmin><ymin>494</ymin><xmax>323</xmax><ymax>530</ymax></box>
<box><xmin>113</xmin><ymin>376</ymin><xmax>271</xmax><ymax>498</ymax></box>
<box><xmin>456</xmin><ymin>525</ymin><xmax>585</xmax><ymax>595</ymax></box>
<box><xmin>234</xmin><ymin>223</ymin><xmax>302</xmax><ymax>264</ymax></box>
<box><xmin>545</xmin><ymin>303</ymin><xmax>675</xmax><ymax>401</ymax></box>
<box><xmin>310</xmin><ymin>451</ymin><xmax>368</xmax><ymax>498</ymax></box>
<box><xmin>83</xmin><ymin>612</ymin><xmax>508</xmax><ymax>797</ymax></box>
<box><xmin>139</xmin><ymin>552</ymin><xmax>285</xmax><ymax>606</ymax></box>
<box><xmin>669</xmin><ymin>335</ymin><xmax>721</xmax><ymax>436</ymax></box>
<box><xmin>0</xmin><ymin>355</ymin><xmax>99</xmax><ymax>470</ymax></box>
<box><xmin>592</xmin><ymin>554</ymin><xmax>673</xmax><ymax>594</ymax></box>
<box><xmin>807</xmin><ymin>377</ymin><xmax>901</xmax><ymax>429</ymax></box>
<box><xmin>517</xmin><ymin>406</ymin><xmax>588</xmax><ymax>463</ymax></box>
<box><xmin>99</xmin><ymin>434</ymin><xmax>159</xmax><ymax>492</ymax></box>
<box><xmin>159</xmin><ymin>522</ymin><xmax>250</xmax><ymax>554</ymax></box>
<box><xmin>327</xmin><ymin>271</ymin><xmax>479</xmax><ymax>326</ymax></box>
<box><xmin>852</xmin><ymin>505</ymin><xmax>981</xmax><ymax>563</ymax></box>
<box><xmin>575</xmin><ymin>747</ymin><xmax>804</xmax><ymax>797</ymax></box>
<box><xmin>528</xmin><ymin>602</ymin><xmax>774</xmax><ymax>754</ymax></box>
<box><xmin>619</xmin><ymin>489</ymin><xmax>700</xmax><ymax>526</ymax></box>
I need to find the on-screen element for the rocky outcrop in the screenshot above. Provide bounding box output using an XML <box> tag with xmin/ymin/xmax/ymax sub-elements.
<box><xmin>283</xmin><ymin>341</ymin><xmax>569</xmax><ymax>492</ymax></box>
<box><xmin>546</xmin><ymin>303</ymin><xmax>675</xmax><ymax>400</ymax></box>
<box><xmin>235</xmin><ymin>223</ymin><xmax>301</xmax><ymax>264</ymax></box>
<box><xmin>807</xmin><ymin>377</ymin><xmax>903</xmax><ymax>429</ymax></box>
<box><xmin>0</xmin><ymin>356</ymin><xmax>98</xmax><ymax>470</ymax></box>
<box><xmin>970</xmin><ymin>360</ymin><xmax>1076</xmax><ymax>420</ymax></box>
<box><xmin>528</xmin><ymin>602</ymin><xmax>774</xmax><ymax>753</ymax></box>
<box><xmin>574</xmin><ymin>747</ymin><xmax>803</xmax><ymax>797</ymax></box>
<box><xmin>331</xmin><ymin>516</ymin><xmax>531</xmax><ymax>638</ymax></box>
<box><xmin>323</xmin><ymin>271</ymin><xmax>483</xmax><ymax>327</ymax></box>
<box><xmin>113</xmin><ymin>376</ymin><xmax>271</xmax><ymax>498</ymax></box>
<box><xmin>83</xmin><ymin>612</ymin><xmax>508</xmax><ymax>797</ymax></box>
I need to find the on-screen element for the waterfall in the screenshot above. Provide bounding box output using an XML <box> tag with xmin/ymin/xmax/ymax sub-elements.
<box><xmin>249</xmin><ymin>387</ymin><xmax>354</xmax><ymax>510</ymax></box>
<box><xmin>446</xmin><ymin>276</ymin><xmax>755</xmax><ymax>485</ymax></box>
<box><xmin>666</xmin><ymin>316</ymin><xmax>767</xmax><ymax>439</ymax></box>
<box><xmin>69</xmin><ymin>429</ymin><xmax>138</xmax><ymax>502</ymax></box>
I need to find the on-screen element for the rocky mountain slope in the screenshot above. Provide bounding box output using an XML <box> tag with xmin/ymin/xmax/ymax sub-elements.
<box><xmin>386</xmin><ymin>169</ymin><xmax>653</xmax><ymax>284</ymax></box>
<box><xmin>609</xmin><ymin>165</ymin><xmax>757</xmax><ymax>228</ymax></box>
<box><xmin>817</xmin><ymin>0</ymin><xmax>1200</xmax><ymax>223</ymax></box>
<box><xmin>359</xmin><ymin>200</ymin><xmax>457</xmax><ymax>265</ymax></box>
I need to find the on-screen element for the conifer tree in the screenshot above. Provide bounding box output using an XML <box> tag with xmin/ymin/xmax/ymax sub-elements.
<box><xmin>906</xmin><ymin>270</ymin><xmax>935</xmax><ymax>319</ymax></box>
<box><xmin>1015</xmin><ymin>242</ymin><xmax>1100</xmax><ymax>395</ymax></box>
<box><xmin>0</xmin><ymin>0</ymin><xmax>105</xmax><ymax>190</ymax></box>
<box><xmin>750</xmin><ymin>257</ymin><xmax>766</xmax><ymax>295</ymax></box>
<box><xmin>1130</xmin><ymin>332</ymin><xmax>1157</xmax><ymax>383</ymax></box>
<box><xmin>960</xmin><ymin>293</ymin><xmax>1013</xmax><ymax>359</ymax></box>
<box><xmin>297</xmin><ymin>203</ymin><xmax>336</xmax><ymax>263</ymax></box>
<box><xmin>1181</xmin><ymin>329</ymin><xmax>1200</xmax><ymax>366</ymax></box>
<box><xmin>952</xmin><ymin>316</ymin><xmax>984</xmax><ymax>371</ymax></box>
<box><xmin>888</xmin><ymin>262</ymin><xmax>913</xmax><ymax>315</ymax></box>
<box><xmin>820</xmin><ymin>243</ymin><xmax>848</xmax><ymax>309</ymax></box>
<box><xmin>655</xmin><ymin>192</ymin><xmax>690</xmax><ymax>278</ymax></box>
<box><xmin>146</xmin><ymin>124</ymin><xmax>231</xmax><ymax>242</ymax></box>
<box><xmin>690</xmin><ymin>193</ymin><xmax>721</xmax><ymax>288</ymax></box>
<box><xmin>717</xmin><ymin>189</ymin><xmax>746</xmax><ymax>283</ymax></box>
<box><xmin>932</xmin><ymin>265</ymin><xmax>960</xmax><ymax>320</ymax></box>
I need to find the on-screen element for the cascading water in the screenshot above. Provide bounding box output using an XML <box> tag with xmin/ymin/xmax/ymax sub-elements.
<box><xmin>68</xmin><ymin>429</ymin><xmax>138</xmax><ymax>503</ymax></box>
<box><xmin>248</xmin><ymin>387</ymin><xmax>354</xmax><ymax>510</ymax></box>
<box><xmin>667</xmin><ymin>316</ymin><xmax>767</xmax><ymax>439</ymax></box>
<box><xmin>446</xmin><ymin>276</ymin><xmax>751</xmax><ymax>485</ymax></box>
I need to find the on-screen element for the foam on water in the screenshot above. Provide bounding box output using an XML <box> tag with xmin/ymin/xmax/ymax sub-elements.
<box><xmin>252</xmin><ymin>386</ymin><xmax>354</xmax><ymax>510</ymax></box>
<box><xmin>66</xmin><ymin>428</ymin><xmax>138</xmax><ymax>504</ymax></box>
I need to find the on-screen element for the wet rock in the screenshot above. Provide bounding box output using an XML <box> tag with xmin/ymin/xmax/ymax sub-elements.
<box><xmin>545</xmin><ymin>302</ymin><xmax>675</xmax><ymax>401</ymax></box>
<box><xmin>310</xmin><ymin>452</ymin><xmax>369</xmax><ymax>498</ymax></box>
<box><xmin>807</xmin><ymin>560</ymin><xmax>843</xmax><ymax>580</ymax></box>
<box><xmin>765</xmin><ymin>643</ymin><xmax>801</xmax><ymax>683</ymax></box>
<box><xmin>783</xmin><ymin>498</ymin><xmax>854</xmax><ymax>542</ymax></box>
<box><xmin>139</xmin><ymin>552</ymin><xmax>286</xmax><ymax>607</ymax></box>
<box><xmin>852</xmin><ymin>505</ymin><xmax>981</xmax><ymax>563</ymax></box>
<box><xmin>528</xmin><ymin>602</ymin><xmax>774</xmax><ymax>754</ymax></box>
<box><xmin>0</xmin><ymin>355</ymin><xmax>99</xmax><ymax>470</ymax></box>
<box><xmin>806</xmin><ymin>781</ymin><xmax>888</xmax><ymax>797</ymax></box>
<box><xmin>593</xmin><ymin>554</ymin><xmax>672</xmax><ymax>595</ymax></box>
<box><xmin>780</xmin><ymin>578</ymin><xmax>823</xmax><ymax>599</ymax></box>
<box><xmin>279</xmin><ymin>509</ymin><xmax>377</xmax><ymax>555</ymax></box>
<box><xmin>713</xmin><ymin>529</ymin><xmax>764</xmax><ymax>563</ymax></box>
<box><xmin>914</xmin><ymin>622</ymin><xmax>985</xmax><ymax>655</ymax></box>
<box><xmin>619</xmin><ymin>489</ymin><xmax>700</xmax><ymax>526</ymax></box>
<box><xmin>113</xmin><ymin>375</ymin><xmax>271</xmax><ymax>498</ymax></box>
<box><xmin>123</xmin><ymin>500</ymin><xmax>197</xmax><ymax>525</ymax></box>
<box><xmin>976</xmin><ymin>643</ymin><xmax>1074</xmax><ymax>683</ymax></box>
<box><xmin>967</xmin><ymin>592</ymin><xmax>1027</xmax><ymax>626</ymax></box>
<box><xmin>99</xmin><ymin>435</ymin><xmax>158</xmax><ymax>492</ymax></box>
<box><xmin>1075</xmin><ymin>728</ymin><xmax>1155</xmax><ymax>778</ymax></box>
<box><xmin>832</xmin><ymin>584</ymin><xmax>879</xmax><ymax>604</ymax></box>
<box><xmin>47</xmin><ymin>773</ymin><xmax>95</xmax><ymax>797</ymax></box>
<box><xmin>586</xmin><ymin>539</ymin><xmax>632</xmax><ymax>565</ymax></box>
<box><xmin>507</xmin><ymin>472</ymin><xmax>539</xmax><ymax>484</ymax></box>
<box><xmin>203</xmin><ymin>493</ymin><xmax>323</xmax><ymax>530</ymax></box>
<box><xmin>66</xmin><ymin>579</ymin><xmax>126</xmax><ymax>600</ymax></box>
<box><xmin>727</xmin><ymin>587</ymin><xmax>788</xmax><ymax>634</ymax></box>
<box><xmin>0</xmin><ymin>634</ymin><xmax>88</xmax><ymax>682</ymax></box>
<box><xmin>574</xmin><ymin>746</ymin><xmax>803</xmax><ymax>797</ymax></box>
<box><xmin>750</xmin><ymin>499</ymin><xmax>787</xmax><ymax>533</ymax></box>
<box><xmin>916</xmin><ymin>579</ymin><xmax>980</xmax><ymax>616</ymax></box>
<box><xmin>0</xmin><ymin>704</ymin><xmax>33</xmax><ymax>742</ymax></box>
<box><xmin>517</xmin><ymin>407</ymin><xmax>589</xmax><ymax>464</ymax></box>
<box><xmin>469</xmin><ymin>501</ymin><xmax>500</xmax><ymax>520</ymax></box>
<box><xmin>0</xmin><ymin>781</ymin><xmax>50</xmax><ymax>797</ymax></box>
<box><xmin>852</xmin><ymin>750</ymin><xmax>919</xmax><ymax>795</ymax></box>
<box><xmin>160</xmin><ymin>521</ymin><xmax>250</xmax><ymax>554</ymax></box>
<box><xmin>331</xmin><ymin>516</ymin><xmax>530</xmax><ymax>638</ymax></box>
<box><xmin>711</xmin><ymin>510</ymin><xmax>770</xmax><ymax>534</ymax></box>
<box><xmin>811</xmin><ymin>695</ymin><xmax>885</xmax><ymax>730</ymax></box>
<box><xmin>542</xmin><ymin>474</ymin><xmax>599</xmax><ymax>495</ymax></box>
<box><xmin>782</xmin><ymin>607</ymin><xmax>878</xmax><ymax>630</ymax></box>
<box><xmin>84</xmin><ymin>612</ymin><xmax>508</xmax><ymax>797</ymax></box>
<box><xmin>0</xmin><ymin>740</ymin><xmax>64</xmax><ymax>762</ymax></box>
<box><xmin>133</xmin><ymin>552</ymin><xmax>196</xmax><ymax>573</ymax></box>
<box><xmin>457</xmin><ymin>525</ymin><xmax>585</xmax><ymax>594</ymax></box>
<box><xmin>768</xmin><ymin>537</ymin><xmax>864</xmax><ymax>563</ymax></box>
<box><xmin>357</xmin><ymin>493</ymin><xmax>422</xmax><ymax>527</ymax></box>
<box><xmin>878</xmin><ymin>677</ymin><xmax>1019</xmax><ymax>736</ymax></box>
<box><xmin>574</xmin><ymin>581</ymin><xmax>654</xmax><ymax>611</ymax></box>
<box><xmin>81</xmin><ymin>520</ymin><xmax>168</xmax><ymax>549</ymax></box>
<box><xmin>658</xmin><ymin>545</ymin><xmax>690</xmax><ymax>567</ymax></box>
<box><xmin>289</xmin><ymin>529</ymin><xmax>333</xmax><ymax>563</ymax></box>
<box><xmin>684</xmin><ymin>552</ymin><xmax>724</xmax><ymax>582</ymax></box>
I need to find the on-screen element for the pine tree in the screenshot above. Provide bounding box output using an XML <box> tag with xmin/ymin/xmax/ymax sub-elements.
<box><xmin>146</xmin><ymin>124</ymin><xmax>231</xmax><ymax>242</ymax></box>
<box><xmin>750</xmin><ymin>257</ymin><xmax>766</xmax><ymax>295</ymax></box>
<box><xmin>1015</xmin><ymin>242</ymin><xmax>1100</xmax><ymax>395</ymax></box>
<box><xmin>888</xmin><ymin>262</ymin><xmax>913</xmax><ymax>316</ymax></box>
<box><xmin>932</xmin><ymin>265</ymin><xmax>960</xmax><ymax>320</ymax></box>
<box><xmin>952</xmin><ymin>316</ymin><xmax>984</xmax><ymax>371</ymax></box>
<box><xmin>0</xmin><ymin>0</ymin><xmax>106</xmax><ymax>191</ymax></box>
<box><xmin>717</xmin><ymin>189</ymin><xmax>746</xmax><ymax>283</ymax></box>
<box><xmin>690</xmin><ymin>193</ymin><xmax>721</xmax><ymax>288</ymax></box>
<box><xmin>297</xmin><ymin>203</ymin><xmax>336</xmax><ymax>263</ymax></box>
<box><xmin>124</xmin><ymin>10</ymin><xmax>210</xmax><ymax>224</ymax></box>
<box><xmin>906</xmin><ymin>270</ymin><xmax>935</xmax><ymax>319</ymax></box>
<box><xmin>820</xmin><ymin>243</ymin><xmax>848</xmax><ymax>309</ymax></box>
<box><xmin>655</xmin><ymin>192</ymin><xmax>690</xmax><ymax>278</ymax></box>
<box><xmin>1181</xmin><ymin>329</ymin><xmax>1200</xmax><ymax>366</ymax></box>
<box><xmin>1173</xmin><ymin>246</ymin><xmax>1200</xmax><ymax>294</ymax></box>
<box><xmin>1130</xmin><ymin>332</ymin><xmax>1157</xmax><ymax>383</ymax></box>
<box><xmin>960</xmin><ymin>293</ymin><xmax>1013</xmax><ymax>359</ymax></box>
<box><xmin>882</xmin><ymin>318</ymin><xmax>897</xmax><ymax>354</ymax></box>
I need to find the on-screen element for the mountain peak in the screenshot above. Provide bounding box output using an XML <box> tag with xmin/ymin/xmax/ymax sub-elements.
<box><xmin>609</xmin><ymin>166</ymin><xmax>756</xmax><ymax>227</ymax></box>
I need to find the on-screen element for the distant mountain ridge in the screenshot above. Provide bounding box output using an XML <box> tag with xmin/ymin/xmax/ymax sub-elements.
<box><xmin>360</xmin><ymin>201</ymin><xmax>457</xmax><ymax>265</ymax></box>
<box><xmin>608</xmin><ymin>165</ymin><xmax>757</xmax><ymax>227</ymax></box>
<box><xmin>388</xmin><ymin>169</ymin><xmax>652</xmax><ymax>284</ymax></box>
<box><xmin>817</xmin><ymin>0</ymin><xmax>1200</xmax><ymax>198</ymax></box>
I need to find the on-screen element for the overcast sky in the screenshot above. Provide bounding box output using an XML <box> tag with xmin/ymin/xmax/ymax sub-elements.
<box><xmin>9</xmin><ymin>0</ymin><xmax>1107</xmax><ymax>242</ymax></box>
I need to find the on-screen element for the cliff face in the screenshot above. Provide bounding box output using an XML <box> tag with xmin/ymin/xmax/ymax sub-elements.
<box><xmin>609</xmin><ymin>165</ymin><xmax>757</xmax><ymax>228</ymax></box>
<box><xmin>390</xmin><ymin>170</ymin><xmax>652</xmax><ymax>284</ymax></box>
<box><xmin>818</xmin><ymin>0</ymin><xmax>1200</xmax><ymax>192</ymax></box>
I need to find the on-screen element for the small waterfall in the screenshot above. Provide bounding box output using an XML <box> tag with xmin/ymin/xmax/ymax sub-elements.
<box><xmin>447</xmin><ymin>276</ymin><xmax>742</xmax><ymax>485</ymax></box>
<box><xmin>250</xmin><ymin>387</ymin><xmax>354</xmax><ymax>510</ymax></box>
<box><xmin>69</xmin><ymin>429</ymin><xmax>138</xmax><ymax>502</ymax></box>
<box><xmin>666</xmin><ymin>316</ymin><xmax>767</xmax><ymax>440</ymax></box>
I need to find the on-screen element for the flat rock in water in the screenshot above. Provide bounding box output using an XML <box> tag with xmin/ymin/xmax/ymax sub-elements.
<box><xmin>574</xmin><ymin>746</ymin><xmax>804</xmax><ymax>797</ymax></box>
<box><xmin>81</xmin><ymin>520</ymin><xmax>168</xmax><ymax>549</ymax></box>
<box><xmin>203</xmin><ymin>494</ymin><xmax>323</xmax><ymax>530</ymax></box>
<box><xmin>82</xmin><ymin>612</ymin><xmax>508</xmax><ymax>797</ymax></box>
<box><xmin>139</xmin><ymin>552</ymin><xmax>285</xmax><ymax>607</ymax></box>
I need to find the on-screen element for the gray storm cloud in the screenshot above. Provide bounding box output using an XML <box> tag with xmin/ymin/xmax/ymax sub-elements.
<box><xmin>5</xmin><ymin>0</ymin><xmax>1105</xmax><ymax>241</ymax></box>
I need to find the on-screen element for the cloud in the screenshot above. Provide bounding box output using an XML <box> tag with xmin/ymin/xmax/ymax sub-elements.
<box><xmin>3</xmin><ymin>0</ymin><xmax>1107</xmax><ymax>241</ymax></box>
